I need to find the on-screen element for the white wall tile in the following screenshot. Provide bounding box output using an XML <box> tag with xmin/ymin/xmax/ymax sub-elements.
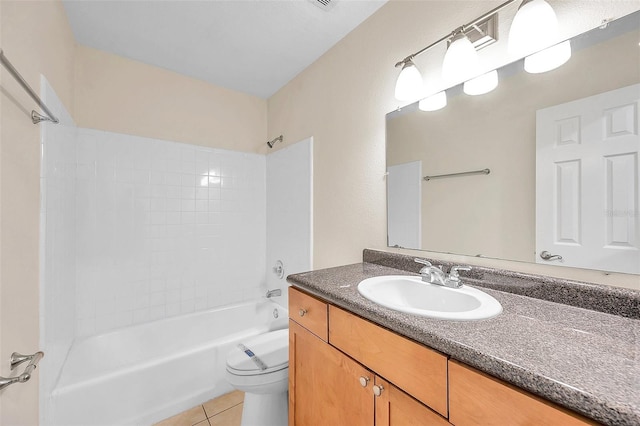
<box><xmin>70</xmin><ymin>129</ymin><xmax>266</xmax><ymax>335</ymax></box>
<box><xmin>40</xmin><ymin>77</ymin><xmax>78</xmax><ymax>411</ymax></box>
<box><xmin>266</xmin><ymin>138</ymin><xmax>313</xmax><ymax>308</ymax></box>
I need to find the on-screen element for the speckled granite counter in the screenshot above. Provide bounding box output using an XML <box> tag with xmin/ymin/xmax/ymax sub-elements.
<box><xmin>287</xmin><ymin>261</ymin><xmax>640</xmax><ymax>426</ymax></box>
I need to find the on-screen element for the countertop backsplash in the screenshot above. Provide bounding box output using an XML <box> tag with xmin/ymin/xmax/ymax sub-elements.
<box><xmin>363</xmin><ymin>249</ymin><xmax>640</xmax><ymax>319</ymax></box>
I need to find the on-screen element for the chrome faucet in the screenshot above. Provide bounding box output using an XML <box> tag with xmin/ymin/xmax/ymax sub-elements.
<box><xmin>414</xmin><ymin>259</ymin><xmax>472</xmax><ymax>289</ymax></box>
<box><xmin>266</xmin><ymin>289</ymin><xmax>282</xmax><ymax>298</ymax></box>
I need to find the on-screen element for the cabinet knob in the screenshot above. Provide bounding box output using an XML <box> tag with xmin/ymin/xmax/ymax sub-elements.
<box><xmin>359</xmin><ymin>376</ymin><xmax>369</xmax><ymax>387</ymax></box>
<box><xmin>299</xmin><ymin>309</ymin><xmax>307</xmax><ymax>317</ymax></box>
<box><xmin>373</xmin><ymin>384</ymin><xmax>384</xmax><ymax>397</ymax></box>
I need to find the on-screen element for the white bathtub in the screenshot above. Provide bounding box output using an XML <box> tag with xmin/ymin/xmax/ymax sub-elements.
<box><xmin>48</xmin><ymin>300</ymin><xmax>288</xmax><ymax>426</ymax></box>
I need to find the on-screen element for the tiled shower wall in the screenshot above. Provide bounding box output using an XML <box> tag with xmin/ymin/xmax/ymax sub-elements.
<box><xmin>73</xmin><ymin>129</ymin><xmax>266</xmax><ymax>337</ymax></box>
<box><xmin>40</xmin><ymin>77</ymin><xmax>78</xmax><ymax>401</ymax></box>
<box><xmin>265</xmin><ymin>138</ymin><xmax>313</xmax><ymax>309</ymax></box>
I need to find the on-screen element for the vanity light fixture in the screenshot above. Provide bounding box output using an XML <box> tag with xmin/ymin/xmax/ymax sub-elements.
<box><xmin>523</xmin><ymin>40</ymin><xmax>571</xmax><ymax>73</ymax></box>
<box><xmin>393</xmin><ymin>0</ymin><xmax>514</xmax><ymax>102</ymax></box>
<box><xmin>442</xmin><ymin>30</ymin><xmax>500</xmax><ymax>96</ymax></box>
<box><xmin>394</xmin><ymin>59</ymin><xmax>424</xmax><ymax>101</ymax></box>
<box><xmin>394</xmin><ymin>0</ymin><xmax>573</xmax><ymax>107</ymax></box>
<box><xmin>463</xmin><ymin>69</ymin><xmax>499</xmax><ymax>96</ymax></box>
<box><xmin>441</xmin><ymin>29</ymin><xmax>480</xmax><ymax>86</ymax></box>
<box><xmin>508</xmin><ymin>0</ymin><xmax>572</xmax><ymax>72</ymax></box>
<box><xmin>418</xmin><ymin>91</ymin><xmax>447</xmax><ymax>111</ymax></box>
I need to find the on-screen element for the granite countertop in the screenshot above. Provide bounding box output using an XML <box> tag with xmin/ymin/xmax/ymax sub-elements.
<box><xmin>287</xmin><ymin>262</ymin><xmax>640</xmax><ymax>426</ymax></box>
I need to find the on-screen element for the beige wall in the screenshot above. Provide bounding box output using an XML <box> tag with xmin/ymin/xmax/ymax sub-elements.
<box><xmin>74</xmin><ymin>45</ymin><xmax>267</xmax><ymax>153</ymax></box>
<box><xmin>0</xmin><ymin>0</ymin><xmax>76</xmax><ymax>424</ymax></box>
<box><xmin>387</xmin><ymin>29</ymin><xmax>640</xmax><ymax>263</ymax></box>
<box><xmin>268</xmin><ymin>0</ymin><xmax>640</xmax><ymax>290</ymax></box>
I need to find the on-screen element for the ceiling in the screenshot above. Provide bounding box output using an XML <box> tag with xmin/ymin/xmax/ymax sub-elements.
<box><xmin>62</xmin><ymin>0</ymin><xmax>388</xmax><ymax>99</ymax></box>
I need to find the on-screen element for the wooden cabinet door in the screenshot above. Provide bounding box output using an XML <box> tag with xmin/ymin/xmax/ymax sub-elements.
<box><xmin>289</xmin><ymin>320</ymin><xmax>374</xmax><ymax>426</ymax></box>
<box><xmin>329</xmin><ymin>306</ymin><xmax>448</xmax><ymax>417</ymax></box>
<box><xmin>449</xmin><ymin>361</ymin><xmax>598</xmax><ymax>426</ymax></box>
<box><xmin>375</xmin><ymin>377</ymin><xmax>451</xmax><ymax>426</ymax></box>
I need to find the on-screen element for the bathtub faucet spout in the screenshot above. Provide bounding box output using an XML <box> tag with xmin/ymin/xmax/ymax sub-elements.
<box><xmin>266</xmin><ymin>289</ymin><xmax>282</xmax><ymax>298</ymax></box>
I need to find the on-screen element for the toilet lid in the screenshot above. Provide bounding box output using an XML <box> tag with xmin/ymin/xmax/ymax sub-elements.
<box><xmin>226</xmin><ymin>329</ymin><xmax>289</xmax><ymax>376</ymax></box>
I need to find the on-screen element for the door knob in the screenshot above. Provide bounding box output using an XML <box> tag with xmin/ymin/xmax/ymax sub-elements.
<box><xmin>359</xmin><ymin>376</ymin><xmax>369</xmax><ymax>387</ymax></box>
<box><xmin>540</xmin><ymin>251</ymin><xmax>563</xmax><ymax>261</ymax></box>
<box><xmin>299</xmin><ymin>309</ymin><xmax>307</xmax><ymax>317</ymax></box>
<box><xmin>373</xmin><ymin>384</ymin><xmax>384</xmax><ymax>396</ymax></box>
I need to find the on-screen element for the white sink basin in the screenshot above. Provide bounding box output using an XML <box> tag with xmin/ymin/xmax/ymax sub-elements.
<box><xmin>357</xmin><ymin>275</ymin><xmax>502</xmax><ymax>321</ymax></box>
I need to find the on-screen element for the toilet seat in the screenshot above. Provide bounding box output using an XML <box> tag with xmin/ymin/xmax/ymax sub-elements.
<box><xmin>226</xmin><ymin>329</ymin><xmax>288</xmax><ymax>376</ymax></box>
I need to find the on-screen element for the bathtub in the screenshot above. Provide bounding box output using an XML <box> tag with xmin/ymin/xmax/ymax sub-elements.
<box><xmin>48</xmin><ymin>300</ymin><xmax>288</xmax><ymax>426</ymax></box>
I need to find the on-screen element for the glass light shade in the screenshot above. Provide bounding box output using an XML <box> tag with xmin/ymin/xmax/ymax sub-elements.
<box><xmin>508</xmin><ymin>0</ymin><xmax>559</xmax><ymax>58</ymax></box>
<box><xmin>394</xmin><ymin>60</ymin><xmax>423</xmax><ymax>101</ymax></box>
<box><xmin>442</xmin><ymin>33</ymin><xmax>479</xmax><ymax>86</ymax></box>
<box><xmin>463</xmin><ymin>70</ymin><xmax>499</xmax><ymax>96</ymax></box>
<box><xmin>524</xmin><ymin>40</ymin><xmax>571</xmax><ymax>73</ymax></box>
<box><xmin>418</xmin><ymin>91</ymin><xmax>447</xmax><ymax>111</ymax></box>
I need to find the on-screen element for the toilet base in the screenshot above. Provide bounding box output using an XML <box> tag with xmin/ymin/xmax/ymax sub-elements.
<box><xmin>240</xmin><ymin>391</ymin><xmax>288</xmax><ymax>426</ymax></box>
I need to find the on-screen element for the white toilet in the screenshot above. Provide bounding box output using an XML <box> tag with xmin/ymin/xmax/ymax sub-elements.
<box><xmin>226</xmin><ymin>329</ymin><xmax>289</xmax><ymax>426</ymax></box>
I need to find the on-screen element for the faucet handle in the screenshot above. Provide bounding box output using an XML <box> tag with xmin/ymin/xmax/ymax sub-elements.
<box><xmin>449</xmin><ymin>266</ymin><xmax>472</xmax><ymax>279</ymax></box>
<box><xmin>414</xmin><ymin>258</ymin><xmax>433</xmax><ymax>282</ymax></box>
<box><xmin>414</xmin><ymin>258</ymin><xmax>433</xmax><ymax>275</ymax></box>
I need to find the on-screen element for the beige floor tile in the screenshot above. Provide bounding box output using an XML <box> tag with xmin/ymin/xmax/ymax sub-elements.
<box><xmin>194</xmin><ymin>420</ymin><xmax>211</xmax><ymax>426</ymax></box>
<box><xmin>208</xmin><ymin>403</ymin><xmax>243</xmax><ymax>426</ymax></box>
<box><xmin>203</xmin><ymin>390</ymin><xmax>245</xmax><ymax>418</ymax></box>
<box><xmin>153</xmin><ymin>406</ymin><xmax>207</xmax><ymax>426</ymax></box>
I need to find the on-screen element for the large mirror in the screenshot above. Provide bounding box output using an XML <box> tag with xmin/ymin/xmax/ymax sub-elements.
<box><xmin>386</xmin><ymin>10</ymin><xmax>639</xmax><ymax>274</ymax></box>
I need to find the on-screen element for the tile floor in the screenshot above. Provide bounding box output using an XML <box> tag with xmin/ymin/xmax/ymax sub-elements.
<box><xmin>154</xmin><ymin>390</ymin><xmax>244</xmax><ymax>426</ymax></box>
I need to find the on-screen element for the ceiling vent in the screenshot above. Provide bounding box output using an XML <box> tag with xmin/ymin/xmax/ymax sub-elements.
<box><xmin>308</xmin><ymin>0</ymin><xmax>336</xmax><ymax>12</ymax></box>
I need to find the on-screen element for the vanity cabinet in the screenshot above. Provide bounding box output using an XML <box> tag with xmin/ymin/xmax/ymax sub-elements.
<box><xmin>449</xmin><ymin>361</ymin><xmax>598</xmax><ymax>425</ymax></box>
<box><xmin>288</xmin><ymin>285</ymin><xmax>328</xmax><ymax>341</ymax></box>
<box><xmin>329</xmin><ymin>305</ymin><xmax>448</xmax><ymax>417</ymax></box>
<box><xmin>288</xmin><ymin>287</ymin><xmax>596</xmax><ymax>426</ymax></box>
<box><xmin>289</xmin><ymin>320</ymin><xmax>373</xmax><ymax>426</ymax></box>
<box><xmin>289</xmin><ymin>287</ymin><xmax>449</xmax><ymax>426</ymax></box>
<box><xmin>376</xmin><ymin>377</ymin><xmax>451</xmax><ymax>426</ymax></box>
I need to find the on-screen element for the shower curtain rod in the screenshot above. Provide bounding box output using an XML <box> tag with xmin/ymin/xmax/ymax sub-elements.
<box><xmin>0</xmin><ymin>49</ymin><xmax>59</xmax><ymax>124</ymax></box>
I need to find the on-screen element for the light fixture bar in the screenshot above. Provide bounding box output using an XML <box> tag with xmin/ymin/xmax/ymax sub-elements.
<box><xmin>464</xmin><ymin>15</ymin><xmax>498</xmax><ymax>50</ymax></box>
<box><xmin>394</xmin><ymin>34</ymin><xmax>450</xmax><ymax>68</ymax></box>
<box><xmin>394</xmin><ymin>0</ymin><xmax>517</xmax><ymax>68</ymax></box>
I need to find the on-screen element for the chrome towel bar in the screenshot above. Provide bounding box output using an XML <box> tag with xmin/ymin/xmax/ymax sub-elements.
<box><xmin>0</xmin><ymin>351</ymin><xmax>44</xmax><ymax>390</ymax></box>
<box><xmin>424</xmin><ymin>168</ymin><xmax>490</xmax><ymax>181</ymax></box>
<box><xmin>0</xmin><ymin>49</ymin><xmax>59</xmax><ymax>124</ymax></box>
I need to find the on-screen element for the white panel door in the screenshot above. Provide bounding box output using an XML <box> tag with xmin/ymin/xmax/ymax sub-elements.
<box><xmin>536</xmin><ymin>84</ymin><xmax>640</xmax><ymax>274</ymax></box>
<box><xmin>387</xmin><ymin>161</ymin><xmax>422</xmax><ymax>249</ymax></box>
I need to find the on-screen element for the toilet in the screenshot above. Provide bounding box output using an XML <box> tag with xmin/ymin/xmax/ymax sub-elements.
<box><xmin>226</xmin><ymin>329</ymin><xmax>289</xmax><ymax>426</ymax></box>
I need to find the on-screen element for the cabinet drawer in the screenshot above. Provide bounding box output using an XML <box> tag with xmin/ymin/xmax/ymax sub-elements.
<box><xmin>288</xmin><ymin>287</ymin><xmax>328</xmax><ymax>342</ymax></box>
<box><xmin>449</xmin><ymin>361</ymin><xmax>598</xmax><ymax>425</ymax></box>
<box><xmin>329</xmin><ymin>306</ymin><xmax>448</xmax><ymax>417</ymax></box>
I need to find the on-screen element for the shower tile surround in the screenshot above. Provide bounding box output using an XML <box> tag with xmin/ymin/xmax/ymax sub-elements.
<box><xmin>44</xmin><ymin>125</ymin><xmax>267</xmax><ymax>338</ymax></box>
<box><xmin>40</xmin><ymin>77</ymin><xmax>78</xmax><ymax>405</ymax></box>
<box><xmin>74</xmin><ymin>129</ymin><xmax>266</xmax><ymax>336</ymax></box>
<box><xmin>287</xmin><ymin>249</ymin><xmax>640</xmax><ymax>425</ymax></box>
<box><xmin>41</xmin><ymin>78</ymin><xmax>310</xmax><ymax>424</ymax></box>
